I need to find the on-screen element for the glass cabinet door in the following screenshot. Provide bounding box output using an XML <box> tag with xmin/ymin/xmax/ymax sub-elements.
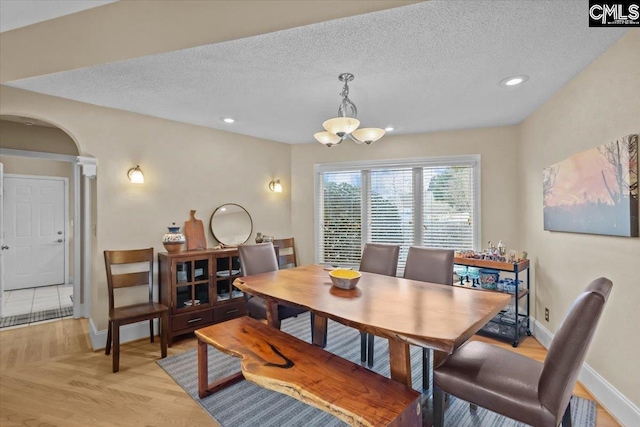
<box><xmin>230</xmin><ymin>254</ymin><xmax>243</xmax><ymax>298</ymax></box>
<box><xmin>176</xmin><ymin>261</ymin><xmax>191</xmax><ymax>284</ymax></box>
<box><xmin>216</xmin><ymin>255</ymin><xmax>243</xmax><ymax>301</ymax></box>
<box><xmin>173</xmin><ymin>258</ymin><xmax>211</xmax><ymax>311</ymax></box>
<box><xmin>194</xmin><ymin>259</ymin><xmax>209</xmax><ymax>281</ymax></box>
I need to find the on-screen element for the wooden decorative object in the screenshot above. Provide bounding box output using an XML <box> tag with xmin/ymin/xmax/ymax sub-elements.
<box><xmin>184</xmin><ymin>210</ymin><xmax>206</xmax><ymax>250</ymax></box>
<box><xmin>196</xmin><ymin>316</ymin><xmax>421</xmax><ymax>427</ymax></box>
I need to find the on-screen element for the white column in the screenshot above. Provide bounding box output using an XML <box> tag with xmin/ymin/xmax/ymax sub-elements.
<box><xmin>77</xmin><ymin>156</ymin><xmax>97</xmax><ymax>319</ymax></box>
<box><xmin>72</xmin><ymin>162</ymin><xmax>81</xmax><ymax>318</ymax></box>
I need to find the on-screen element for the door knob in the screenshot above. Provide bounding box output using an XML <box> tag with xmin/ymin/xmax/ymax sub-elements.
<box><xmin>1</xmin><ymin>245</ymin><xmax>8</xmax><ymax>250</ymax></box>
<box><xmin>54</xmin><ymin>239</ymin><xmax>63</xmax><ymax>243</ymax></box>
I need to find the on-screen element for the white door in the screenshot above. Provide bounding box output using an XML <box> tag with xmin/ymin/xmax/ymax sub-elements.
<box><xmin>0</xmin><ymin>163</ymin><xmax>4</xmax><ymax>315</ymax></box>
<box><xmin>3</xmin><ymin>176</ymin><xmax>66</xmax><ymax>290</ymax></box>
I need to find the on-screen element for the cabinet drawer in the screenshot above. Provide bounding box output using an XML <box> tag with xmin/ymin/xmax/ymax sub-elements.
<box><xmin>172</xmin><ymin>309</ymin><xmax>213</xmax><ymax>331</ymax></box>
<box><xmin>214</xmin><ymin>300</ymin><xmax>246</xmax><ymax>322</ymax></box>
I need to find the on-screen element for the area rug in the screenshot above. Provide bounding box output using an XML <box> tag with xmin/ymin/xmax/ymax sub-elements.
<box><xmin>0</xmin><ymin>306</ymin><xmax>73</xmax><ymax>328</ymax></box>
<box><xmin>158</xmin><ymin>313</ymin><xmax>596</xmax><ymax>427</ymax></box>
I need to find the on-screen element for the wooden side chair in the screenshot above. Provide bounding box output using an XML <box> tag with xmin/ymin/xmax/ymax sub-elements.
<box><xmin>104</xmin><ymin>248</ymin><xmax>168</xmax><ymax>373</ymax></box>
<box><xmin>358</xmin><ymin>243</ymin><xmax>400</xmax><ymax>367</ymax></box>
<box><xmin>272</xmin><ymin>237</ymin><xmax>297</xmax><ymax>269</ymax></box>
<box><xmin>434</xmin><ymin>277</ymin><xmax>612</xmax><ymax>427</ymax></box>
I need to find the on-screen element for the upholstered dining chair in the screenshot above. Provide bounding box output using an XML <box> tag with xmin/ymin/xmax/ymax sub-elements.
<box><xmin>403</xmin><ymin>246</ymin><xmax>454</xmax><ymax>285</ymax></box>
<box><xmin>238</xmin><ymin>243</ymin><xmax>311</xmax><ymax>331</ymax></box>
<box><xmin>402</xmin><ymin>247</ymin><xmax>454</xmax><ymax>390</ymax></box>
<box><xmin>358</xmin><ymin>243</ymin><xmax>400</xmax><ymax>367</ymax></box>
<box><xmin>272</xmin><ymin>237</ymin><xmax>297</xmax><ymax>269</ymax></box>
<box><xmin>433</xmin><ymin>277</ymin><xmax>613</xmax><ymax>427</ymax></box>
<box><xmin>104</xmin><ymin>248</ymin><xmax>168</xmax><ymax>373</ymax></box>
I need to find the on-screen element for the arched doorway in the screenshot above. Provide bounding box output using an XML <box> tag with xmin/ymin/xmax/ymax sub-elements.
<box><xmin>0</xmin><ymin>114</ymin><xmax>95</xmax><ymax>326</ymax></box>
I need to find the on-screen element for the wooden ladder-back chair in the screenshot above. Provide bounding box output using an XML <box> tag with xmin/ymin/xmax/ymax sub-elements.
<box><xmin>272</xmin><ymin>237</ymin><xmax>297</xmax><ymax>269</ymax></box>
<box><xmin>104</xmin><ymin>248</ymin><xmax>168</xmax><ymax>373</ymax></box>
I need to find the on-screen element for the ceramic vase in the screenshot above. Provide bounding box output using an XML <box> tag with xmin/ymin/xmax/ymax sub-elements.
<box><xmin>163</xmin><ymin>223</ymin><xmax>185</xmax><ymax>253</ymax></box>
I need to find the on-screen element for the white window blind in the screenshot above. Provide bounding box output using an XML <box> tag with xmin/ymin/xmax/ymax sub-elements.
<box><xmin>319</xmin><ymin>171</ymin><xmax>362</xmax><ymax>265</ymax></box>
<box><xmin>316</xmin><ymin>156</ymin><xmax>479</xmax><ymax>270</ymax></box>
<box><xmin>423</xmin><ymin>166</ymin><xmax>474</xmax><ymax>250</ymax></box>
<box><xmin>368</xmin><ymin>168</ymin><xmax>415</xmax><ymax>267</ymax></box>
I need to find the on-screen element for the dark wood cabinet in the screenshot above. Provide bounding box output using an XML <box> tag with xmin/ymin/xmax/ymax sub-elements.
<box><xmin>159</xmin><ymin>248</ymin><xmax>246</xmax><ymax>344</ymax></box>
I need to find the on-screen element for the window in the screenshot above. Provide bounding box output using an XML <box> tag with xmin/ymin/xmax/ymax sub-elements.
<box><xmin>315</xmin><ymin>156</ymin><xmax>480</xmax><ymax>270</ymax></box>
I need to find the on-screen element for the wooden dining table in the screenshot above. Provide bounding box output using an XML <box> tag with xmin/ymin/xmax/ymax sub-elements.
<box><xmin>233</xmin><ymin>264</ymin><xmax>512</xmax><ymax>388</ymax></box>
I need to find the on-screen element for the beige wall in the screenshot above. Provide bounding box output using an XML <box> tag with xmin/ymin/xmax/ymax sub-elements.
<box><xmin>291</xmin><ymin>126</ymin><xmax>521</xmax><ymax>265</ymax></box>
<box><xmin>0</xmin><ymin>119</ymin><xmax>79</xmax><ymax>155</ymax></box>
<box><xmin>0</xmin><ymin>85</ymin><xmax>292</xmax><ymax>331</ymax></box>
<box><xmin>520</xmin><ymin>30</ymin><xmax>640</xmax><ymax>407</ymax></box>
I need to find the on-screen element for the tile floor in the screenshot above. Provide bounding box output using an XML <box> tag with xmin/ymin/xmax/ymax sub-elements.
<box><xmin>1</xmin><ymin>284</ymin><xmax>73</xmax><ymax>318</ymax></box>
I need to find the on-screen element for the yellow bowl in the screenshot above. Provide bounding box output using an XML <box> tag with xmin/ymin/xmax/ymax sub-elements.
<box><xmin>329</xmin><ymin>269</ymin><xmax>361</xmax><ymax>290</ymax></box>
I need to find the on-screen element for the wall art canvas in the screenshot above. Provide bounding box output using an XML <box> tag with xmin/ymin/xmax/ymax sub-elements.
<box><xmin>543</xmin><ymin>134</ymin><xmax>638</xmax><ymax>237</ymax></box>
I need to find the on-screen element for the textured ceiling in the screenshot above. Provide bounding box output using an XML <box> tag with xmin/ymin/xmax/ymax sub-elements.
<box><xmin>0</xmin><ymin>0</ymin><xmax>117</xmax><ymax>33</ymax></box>
<box><xmin>5</xmin><ymin>1</ymin><xmax>628</xmax><ymax>144</ymax></box>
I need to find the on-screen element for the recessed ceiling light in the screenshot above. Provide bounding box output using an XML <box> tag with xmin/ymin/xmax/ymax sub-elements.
<box><xmin>221</xmin><ymin>117</ymin><xmax>235</xmax><ymax>124</ymax></box>
<box><xmin>499</xmin><ymin>75</ymin><xmax>529</xmax><ymax>87</ymax></box>
<box><xmin>384</xmin><ymin>127</ymin><xmax>395</xmax><ymax>132</ymax></box>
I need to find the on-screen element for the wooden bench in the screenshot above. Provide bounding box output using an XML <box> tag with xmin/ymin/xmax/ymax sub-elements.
<box><xmin>195</xmin><ymin>316</ymin><xmax>422</xmax><ymax>427</ymax></box>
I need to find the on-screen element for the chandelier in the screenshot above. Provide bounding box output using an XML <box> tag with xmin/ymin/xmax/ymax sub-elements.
<box><xmin>314</xmin><ymin>73</ymin><xmax>385</xmax><ymax>148</ymax></box>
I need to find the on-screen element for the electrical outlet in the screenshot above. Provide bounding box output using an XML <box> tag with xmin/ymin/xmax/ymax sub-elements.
<box><xmin>545</xmin><ymin>307</ymin><xmax>549</xmax><ymax>322</ymax></box>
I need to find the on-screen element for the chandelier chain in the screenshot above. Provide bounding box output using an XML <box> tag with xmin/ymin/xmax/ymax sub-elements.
<box><xmin>338</xmin><ymin>80</ymin><xmax>357</xmax><ymax>119</ymax></box>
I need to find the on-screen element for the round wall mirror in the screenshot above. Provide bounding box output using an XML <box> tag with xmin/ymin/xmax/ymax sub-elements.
<box><xmin>210</xmin><ymin>203</ymin><xmax>253</xmax><ymax>246</ymax></box>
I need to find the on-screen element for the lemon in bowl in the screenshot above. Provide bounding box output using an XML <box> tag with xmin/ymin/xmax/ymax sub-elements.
<box><xmin>329</xmin><ymin>269</ymin><xmax>361</xmax><ymax>290</ymax></box>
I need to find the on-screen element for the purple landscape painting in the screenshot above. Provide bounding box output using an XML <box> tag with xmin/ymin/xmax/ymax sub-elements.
<box><xmin>543</xmin><ymin>134</ymin><xmax>638</xmax><ymax>237</ymax></box>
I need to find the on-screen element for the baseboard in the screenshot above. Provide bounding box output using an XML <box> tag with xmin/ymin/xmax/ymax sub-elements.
<box><xmin>89</xmin><ymin>317</ymin><xmax>160</xmax><ymax>351</ymax></box>
<box><xmin>531</xmin><ymin>317</ymin><xmax>554</xmax><ymax>348</ymax></box>
<box><xmin>532</xmin><ymin>318</ymin><xmax>640</xmax><ymax>427</ymax></box>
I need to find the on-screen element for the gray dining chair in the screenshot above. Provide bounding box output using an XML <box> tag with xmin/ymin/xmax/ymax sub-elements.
<box><xmin>238</xmin><ymin>243</ymin><xmax>310</xmax><ymax>330</ymax></box>
<box><xmin>358</xmin><ymin>243</ymin><xmax>400</xmax><ymax>367</ymax></box>
<box><xmin>403</xmin><ymin>246</ymin><xmax>454</xmax><ymax>285</ymax></box>
<box><xmin>403</xmin><ymin>246</ymin><xmax>454</xmax><ymax>390</ymax></box>
<box><xmin>433</xmin><ymin>277</ymin><xmax>612</xmax><ymax>427</ymax></box>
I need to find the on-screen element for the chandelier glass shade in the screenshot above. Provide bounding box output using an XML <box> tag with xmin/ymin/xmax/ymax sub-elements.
<box><xmin>314</xmin><ymin>73</ymin><xmax>385</xmax><ymax>147</ymax></box>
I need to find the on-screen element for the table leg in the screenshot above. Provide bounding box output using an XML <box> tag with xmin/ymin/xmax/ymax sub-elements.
<box><xmin>388</xmin><ymin>340</ymin><xmax>412</xmax><ymax>388</ymax></box>
<box><xmin>312</xmin><ymin>315</ymin><xmax>328</xmax><ymax>347</ymax></box>
<box><xmin>265</xmin><ymin>300</ymin><xmax>281</xmax><ymax>329</ymax></box>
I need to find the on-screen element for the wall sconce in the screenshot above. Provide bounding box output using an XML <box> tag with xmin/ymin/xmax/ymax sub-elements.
<box><xmin>128</xmin><ymin>165</ymin><xmax>145</xmax><ymax>184</ymax></box>
<box><xmin>269</xmin><ymin>179</ymin><xmax>283</xmax><ymax>193</ymax></box>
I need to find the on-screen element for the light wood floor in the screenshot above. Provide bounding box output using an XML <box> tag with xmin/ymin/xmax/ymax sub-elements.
<box><xmin>0</xmin><ymin>318</ymin><xmax>620</xmax><ymax>427</ymax></box>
